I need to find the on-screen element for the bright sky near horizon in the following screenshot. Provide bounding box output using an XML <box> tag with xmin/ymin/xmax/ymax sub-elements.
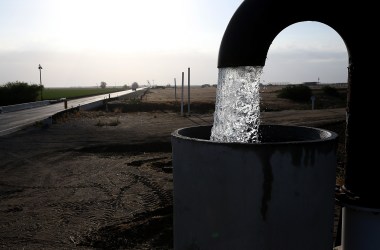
<box><xmin>0</xmin><ymin>0</ymin><xmax>348</xmax><ymax>87</ymax></box>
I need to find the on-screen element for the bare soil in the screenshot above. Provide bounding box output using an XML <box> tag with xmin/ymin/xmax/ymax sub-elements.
<box><xmin>0</xmin><ymin>86</ymin><xmax>346</xmax><ymax>249</ymax></box>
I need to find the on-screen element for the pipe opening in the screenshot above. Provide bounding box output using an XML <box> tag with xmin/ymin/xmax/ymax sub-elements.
<box><xmin>174</xmin><ymin>125</ymin><xmax>336</xmax><ymax>144</ymax></box>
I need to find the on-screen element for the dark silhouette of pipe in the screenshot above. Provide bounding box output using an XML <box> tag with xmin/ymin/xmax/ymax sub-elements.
<box><xmin>218</xmin><ymin>0</ymin><xmax>374</xmax><ymax>206</ymax></box>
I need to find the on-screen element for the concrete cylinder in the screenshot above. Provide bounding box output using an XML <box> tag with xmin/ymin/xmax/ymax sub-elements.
<box><xmin>171</xmin><ymin>125</ymin><xmax>338</xmax><ymax>250</ymax></box>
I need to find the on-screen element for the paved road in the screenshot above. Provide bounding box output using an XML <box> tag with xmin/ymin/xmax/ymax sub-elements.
<box><xmin>0</xmin><ymin>88</ymin><xmax>145</xmax><ymax>136</ymax></box>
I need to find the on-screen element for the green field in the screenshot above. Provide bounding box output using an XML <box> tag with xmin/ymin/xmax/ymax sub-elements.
<box><xmin>41</xmin><ymin>87</ymin><xmax>125</xmax><ymax>100</ymax></box>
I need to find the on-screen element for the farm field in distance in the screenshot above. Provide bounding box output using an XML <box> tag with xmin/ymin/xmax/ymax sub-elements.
<box><xmin>41</xmin><ymin>87</ymin><xmax>126</xmax><ymax>100</ymax></box>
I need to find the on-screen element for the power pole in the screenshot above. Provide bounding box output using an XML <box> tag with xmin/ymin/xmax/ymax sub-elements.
<box><xmin>181</xmin><ymin>72</ymin><xmax>184</xmax><ymax>116</ymax></box>
<box><xmin>38</xmin><ymin>64</ymin><xmax>43</xmax><ymax>100</ymax></box>
<box><xmin>188</xmin><ymin>67</ymin><xmax>191</xmax><ymax>115</ymax></box>
<box><xmin>174</xmin><ymin>78</ymin><xmax>177</xmax><ymax>101</ymax></box>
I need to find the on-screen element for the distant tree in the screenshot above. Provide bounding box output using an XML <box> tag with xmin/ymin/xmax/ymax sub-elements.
<box><xmin>322</xmin><ymin>85</ymin><xmax>340</xmax><ymax>97</ymax></box>
<box><xmin>100</xmin><ymin>81</ymin><xmax>107</xmax><ymax>89</ymax></box>
<box><xmin>122</xmin><ymin>84</ymin><xmax>130</xmax><ymax>90</ymax></box>
<box><xmin>0</xmin><ymin>81</ymin><xmax>43</xmax><ymax>106</ymax></box>
<box><xmin>131</xmin><ymin>82</ymin><xmax>139</xmax><ymax>91</ymax></box>
<box><xmin>277</xmin><ymin>85</ymin><xmax>312</xmax><ymax>102</ymax></box>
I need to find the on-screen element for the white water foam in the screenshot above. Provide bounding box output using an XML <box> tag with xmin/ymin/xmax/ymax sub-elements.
<box><xmin>210</xmin><ymin>66</ymin><xmax>263</xmax><ymax>143</ymax></box>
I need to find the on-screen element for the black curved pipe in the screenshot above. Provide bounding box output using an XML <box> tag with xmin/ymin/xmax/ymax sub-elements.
<box><xmin>218</xmin><ymin>0</ymin><xmax>356</xmax><ymax>68</ymax></box>
<box><xmin>218</xmin><ymin>0</ymin><xmax>376</xmax><ymax>205</ymax></box>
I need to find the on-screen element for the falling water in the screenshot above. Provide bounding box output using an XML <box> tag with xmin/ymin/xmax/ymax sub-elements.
<box><xmin>210</xmin><ymin>66</ymin><xmax>263</xmax><ymax>143</ymax></box>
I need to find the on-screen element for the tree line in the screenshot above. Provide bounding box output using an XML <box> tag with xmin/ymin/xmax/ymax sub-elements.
<box><xmin>100</xmin><ymin>81</ymin><xmax>139</xmax><ymax>90</ymax></box>
<box><xmin>0</xmin><ymin>81</ymin><xmax>43</xmax><ymax>106</ymax></box>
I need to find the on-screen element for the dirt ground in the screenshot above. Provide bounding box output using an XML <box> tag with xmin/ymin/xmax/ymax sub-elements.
<box><xmin>0</xmin><ymin>86</ymin><xmax>346</xmax><ymax>249</ymax></box>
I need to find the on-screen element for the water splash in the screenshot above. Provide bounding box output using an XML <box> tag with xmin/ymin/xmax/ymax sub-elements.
<box><xmin>210</xmin><ymin>66</ymin><xmax>263</xmax><ymax>143</ymax></box>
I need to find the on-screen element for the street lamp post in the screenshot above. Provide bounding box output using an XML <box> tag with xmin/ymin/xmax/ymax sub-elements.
<box><xmin>38</xmin><ymin>64</ymin><xmax>43</xmax><ymax>100</ymax></box>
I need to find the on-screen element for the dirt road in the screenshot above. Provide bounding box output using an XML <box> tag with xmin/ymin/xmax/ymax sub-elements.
<box><xmin>0</xmin><ymin>90</ymin><xmax>345</xmax><ymax>249</ymax></box>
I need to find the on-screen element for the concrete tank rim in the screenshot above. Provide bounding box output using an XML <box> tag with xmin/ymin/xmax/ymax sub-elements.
<box><xmin>171</xmin><ymin>124</ymin><xmax>338</xmax><ymax>146</ymax></box>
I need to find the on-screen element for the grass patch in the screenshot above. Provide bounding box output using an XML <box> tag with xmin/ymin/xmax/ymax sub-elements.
<box><xmin>96</xmin><ymin>117</ymin><xmax>120</xmax><ymax>127</ymax></box>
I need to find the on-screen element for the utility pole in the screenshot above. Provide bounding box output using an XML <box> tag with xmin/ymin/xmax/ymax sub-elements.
<box><xmin>188</xmin><ymin>67</ymin><xmax>190</xmax><ymax>115</ymax></box>
<box><xmin>38</xmin><ymin>64</ymin><xmax>43</xmax><ymax>100</ymax></box>
<box><xmin>181</xmin><ymin>72</ymin><xmax>184</xmax><ymax>116</ymax></box>
<box><xmin>174</xmin><ymin>78</ymin><xmax>177</xmax><ymax>101</ymax></box>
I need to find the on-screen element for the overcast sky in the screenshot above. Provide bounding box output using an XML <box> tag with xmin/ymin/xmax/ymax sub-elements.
<box><xmin>0</xmin><ymin>0</ymin><xmax>348</xmax><ymax>87</ymax></box>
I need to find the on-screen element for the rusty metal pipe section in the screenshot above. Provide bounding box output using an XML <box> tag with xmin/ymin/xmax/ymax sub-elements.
<box><xmin>172</xmin><ymin>125</ymin><xmax>338</xmax><ymax>250</ymax></box>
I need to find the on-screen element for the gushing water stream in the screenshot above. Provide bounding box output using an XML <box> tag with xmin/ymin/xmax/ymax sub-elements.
<box><xmin>210</xmin><ymin>66</ymin><xmax>263</xmax><ymax>143</ymax></box>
